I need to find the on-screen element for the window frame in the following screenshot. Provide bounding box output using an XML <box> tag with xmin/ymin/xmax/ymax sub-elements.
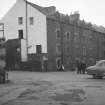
<box><xmin>65</xmin><ymin>32</ymin><xmax>70</xmax><ymax>40</ymax></box>
<box><xmin>18</xmin><ymin>17</ymin><xmax>23</xmax><ymax>25</ymax></box>
<box><xmin>29</xmin><ymin>17</ymin><xmax>34</xmax><ymax>25</ymax></box>
<box><xmin>82</xmin><ymin>46</ymin><xmax>86</xmax><ymax>56</ymax></box>
<box><xmin>56</xmin><ymin>29</ymin><xmax>61</xmax><ymax>39</ymax></box>
<box><xmin>56</xmin><ymin>43</ymin><xmax>61</xmax><ymax>54</ymax></box>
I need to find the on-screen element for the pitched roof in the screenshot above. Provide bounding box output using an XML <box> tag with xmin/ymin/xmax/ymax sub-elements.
<box><xmin>27</xmin><ymin>1</ymin><xmax>56</xmax><ymax>16</ymax></box>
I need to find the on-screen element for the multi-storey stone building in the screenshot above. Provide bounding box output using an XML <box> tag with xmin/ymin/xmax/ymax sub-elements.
<box><xmin>47</xmin><ymin>14</ymin><xmax>105</xmax><ymax>71</ymax></box>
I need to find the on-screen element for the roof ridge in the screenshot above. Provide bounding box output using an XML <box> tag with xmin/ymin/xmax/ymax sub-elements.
<box><xmin>27</xmin><ymin>1</ymin><xmax>45</xmax><ymax>14</ymax></box>
<box><xmin>27</xmin><ymin>1</ymin><xmax>56</xmax><ymax>15</ymax></box>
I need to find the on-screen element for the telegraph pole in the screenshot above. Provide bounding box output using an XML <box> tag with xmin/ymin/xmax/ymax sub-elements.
<box><xmin>57</xmin><ymin>12</ymin><xmax>63</xmax><ymax>67</ymax></box>
<box><xmin>3</xmin><ymin>24</ymin><xmax>4</xmax><ymax>38</ymax></box>
<box><xmin>26</xmin><ymin>0</ymin><xmax>28</xmax><ymax>59</ymax></box>
<box><xmin>60</xmin><ymin>19</ymin><xmax>63</xmax><ymax>65</ymax></box>
<box><xmin>0</xmin><ymin>23</ymin><xmax>4</xmax><ymax>38</ymax></box>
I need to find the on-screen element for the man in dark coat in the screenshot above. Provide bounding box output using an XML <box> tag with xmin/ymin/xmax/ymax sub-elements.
<box><xmin>76</xmin><ymin>59</ymin><xmax>81</xmax><ymax>74</ymax></box>
<box><xmin>81</xmin><ymin>61</ymin><xmax>86</xmax><ymax>74</ymax></box>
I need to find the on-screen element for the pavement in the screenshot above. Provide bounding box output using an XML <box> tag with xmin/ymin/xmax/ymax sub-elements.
<box><xmin>0</xmin><ymin>71</ymin><xmax>105</xmax><ymax>105</ymax></box>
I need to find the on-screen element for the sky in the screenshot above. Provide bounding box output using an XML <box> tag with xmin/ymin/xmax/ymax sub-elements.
<box><xmin>0</xmin><ymin>0</ymin><xmax>105</xmax><ymax>27</ymax></box>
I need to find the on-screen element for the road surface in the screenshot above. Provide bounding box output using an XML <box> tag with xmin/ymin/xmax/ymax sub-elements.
<box><xmin>0</xmin><ymin>71</ymin><xmax>105</xmax><ymax>105</ymax></box>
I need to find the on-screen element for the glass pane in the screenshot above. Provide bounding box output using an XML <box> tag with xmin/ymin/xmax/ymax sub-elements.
<box><xmin>30</xmin><ymin>17</ymin><xmax>34</xmax><ymax>25</ymax></box>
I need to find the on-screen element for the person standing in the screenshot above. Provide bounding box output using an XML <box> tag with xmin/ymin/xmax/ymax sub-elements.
<box><xmin>81</xmin><ymin>60</ymin><xmax>86</xmax><ymax>74</ymax></box>
<box><xmin>76</xmin><ymin>59</ymin><xmax>81</xmax><ymax>74</ymax></box>
<box><xmin>59</xmin><ymin>64</ymin><xmax>64</xmax><ymax>71</ymax></box>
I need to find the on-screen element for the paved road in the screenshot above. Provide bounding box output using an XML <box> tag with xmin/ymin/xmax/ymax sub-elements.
<box><xmin>0</xmin><ymin>71</ymin><xmax>105</xmax><ymax>105</ymax></box>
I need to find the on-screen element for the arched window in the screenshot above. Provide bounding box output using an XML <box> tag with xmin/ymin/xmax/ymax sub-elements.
<box><xmin>56</xmin><ymin>44</ymin><xmax>61</xmax><ymax>54</ymax></box>
<box><xmin>56</xmin><ymin>29</ymin><xmax>60</xmax><ymax>39</ymax></box>
<box><xmin>83</xmin><ymin>47</ymin><xmax>86</xmax><ymax>56</ymax></box>
<box><xmin>66</xmin><ymin>32</ymin><xmax>70</xmax><ymax>40</ymax></box>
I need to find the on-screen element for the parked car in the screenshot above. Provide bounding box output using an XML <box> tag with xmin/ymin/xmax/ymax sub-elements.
<box><xmin>86</xmin><ymin>60</ymin><xmax>105</xmax><ymax>79</ymax></box>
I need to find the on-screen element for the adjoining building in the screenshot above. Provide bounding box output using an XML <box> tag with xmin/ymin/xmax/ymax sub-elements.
<box><xmin>0</xmin><ymin>0</ymin><xmax>105</xmax><ymax>71</ymax></box>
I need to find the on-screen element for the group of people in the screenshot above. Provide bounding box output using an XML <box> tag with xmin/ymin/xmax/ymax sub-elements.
<box><xmin>76</xmin><ymin>60</ymin><xmax>86</xmax><ymax>74</ymax></box>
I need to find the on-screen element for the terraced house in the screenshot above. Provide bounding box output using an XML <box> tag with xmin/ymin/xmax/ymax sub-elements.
<box><xmin>0</xmin><ymin>0</ymin><xmax>105</xmax><ymax>71</ymax></box>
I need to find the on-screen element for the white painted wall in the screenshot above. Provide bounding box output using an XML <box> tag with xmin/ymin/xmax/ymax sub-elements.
<box><xmin>27</xmin><ymin>1</ymin><xmax>47</xmax><ymax>54</ymax></box>
<box><xmin>21</xmin><ymin>39</ymin><xmax>27</xmax><ymax>61</ymax></box>
<box><xmin>1</xmin><ymin>0</ymin><xmax>47</xmax><ymax>61</ymax></box>
<box><xmin>0</xmin><ymin>25</ymin><xmax>4</xmax><ymax>38</ymax></box>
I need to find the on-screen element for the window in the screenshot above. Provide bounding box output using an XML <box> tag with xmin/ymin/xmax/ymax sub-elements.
<box><xmin>36</xmin><ymin>45</ymin><xmax>42</xmax><ymax>54</ymax></box>
<box><xmin>56</xmin><ymin>44</ymin><xmax>61</xmax><ymax>54</ymax></box>
<box><xmin>56</xmin><ymin>30</ymin><xmax>60</xmax><ymax>39</ymax></box>
<box><xmin>83</xmin><ymin>47</ymin><xmax>86</xmax><ymax>56</ymax></box>
<box><xmin>18</xmin><ymin>30</ymin><xmax>23</xmax><ymax>39</ymax></box>
<box><xmin>29</xmin><ymin>17</ymin><xmax>34</xmax><ymax>25</ymax></box>
<box><xmin>18</xmin><ymin>17</ymin><xmax>23</xmax><ymax>25</ymax></box>
<box><xmin>66</xmin><ymin>32</ymin><xmax>70</xmax><ymax>40</ymax></box>
<box><xmin>98</xmin><ymin>62</ymin><xmax>105</xmax><ymax>67</ymax></box>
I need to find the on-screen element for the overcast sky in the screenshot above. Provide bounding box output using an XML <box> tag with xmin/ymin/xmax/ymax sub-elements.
<box><xmin>0</xmin><ymin>0</ymin><xmax>105</xmax><ymax>27</ymax></box>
